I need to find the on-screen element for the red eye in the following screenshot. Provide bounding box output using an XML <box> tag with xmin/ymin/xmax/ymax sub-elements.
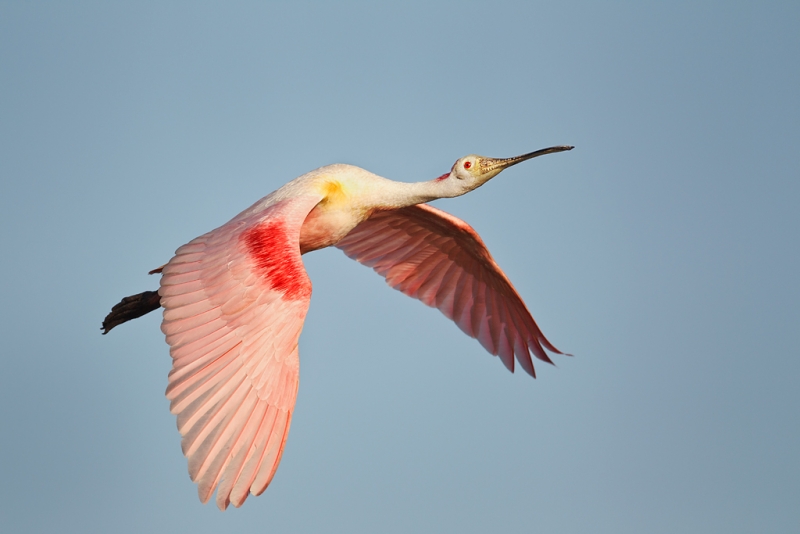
<box><xmin>463</xmin><ymin>161</ymin><xmax>472</xmax><ymax>169</ymax></box>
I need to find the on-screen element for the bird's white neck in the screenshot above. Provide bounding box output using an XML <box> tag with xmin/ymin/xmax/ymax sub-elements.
<box><xmin>367</xmin><ymin>175</ymin><xmax>467</xmax><ymax>210</ymax></box>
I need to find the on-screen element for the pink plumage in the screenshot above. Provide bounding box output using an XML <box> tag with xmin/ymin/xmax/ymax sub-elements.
<box><xmin>336</xmin><ymin>204</ymin><xmax>567</xmax><ymax>376</ymax></box>
<box><xmin>104</xmin><ymin>145</ymin><xmax>573</xmax><ymax>509</ymax></box>
<box><xmin>160</xmin><ymin>195</ymin><xmax>322</xmax><ymax>509</ymax></box>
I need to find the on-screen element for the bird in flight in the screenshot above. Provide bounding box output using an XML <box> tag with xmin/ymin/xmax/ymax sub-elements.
<box><xmin>103</xmin><ymin>145</ymin><xmax>573</xmax><ymax>510</ymax></box>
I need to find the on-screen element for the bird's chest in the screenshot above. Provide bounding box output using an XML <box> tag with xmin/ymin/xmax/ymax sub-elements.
<box><xmin>299</xmin><ymin>203</ymin><xmax>367</xmax><ymax>254</ymax></box>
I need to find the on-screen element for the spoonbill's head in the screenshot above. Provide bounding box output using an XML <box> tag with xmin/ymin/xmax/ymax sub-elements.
<box><xmin>448</xmin><ymin>145</ymin><xmax>574</xmax><ymax>193</ymax></box>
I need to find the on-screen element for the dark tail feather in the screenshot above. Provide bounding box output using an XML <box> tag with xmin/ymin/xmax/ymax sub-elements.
<box><xmin>102</xmin><ymin>290</ymin><xmax>162</xmax><ymax>334</ymax></box>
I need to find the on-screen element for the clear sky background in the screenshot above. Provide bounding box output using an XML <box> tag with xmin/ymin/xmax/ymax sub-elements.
<box><xmin>1</xmin><ymin>2</ymin><xmax>798</xmax><ymax>533</ymax></box>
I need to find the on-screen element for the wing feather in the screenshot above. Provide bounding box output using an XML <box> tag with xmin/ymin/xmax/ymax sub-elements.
<box><xmin>229</xmin><ymin>404</ymin><xmax>279</xmax><ymax>506</ymax></box>
<box><xmin>169</xmin><ymin>336</ymin><xmax>239</xmax><ymax>376</ymax></box>
<box><xmin>159</xmin><ymin>194</ymin><xmax>322</xmax><ymax>509</ymax></box>
<box><xmin>251</xmin><ymin>409</ymin><xmax>291</xmax><ymax>494</ymax></box>
<box><xmin>452</xmin><ymin>272</ymin><xmax>475</xmax><ymax>337</ymax></box>
<box><xmin>170</xmin><ymin>325</ymin><xmax>231</xmax><ymax>356</ymax></box>
<box><xmin>432</xmin><ymin>261</ymin><xmax>460</xmax><ymax>310</ymax></box>
<box><xmin>336</xmin><ymin>204</ymin><xmax>567</xmax><ymax>376</ymax></box>
<box><xmin>214</xmin><ymin>393</ymin><xmax>268</xmax><ymax>510</ymax></box>
<box><xmin>196</xmin><ymin>387</ymin><xmax>260</xmax><ymax>503</ymax></box>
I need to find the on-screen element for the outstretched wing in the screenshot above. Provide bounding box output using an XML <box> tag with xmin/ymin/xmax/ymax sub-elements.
<box><xmin>159</xmin><ymin>194</ymin><xmax>322</xmax><ymax>510</ymax></box>
<box><xmin>336</xmin><ymin>204</ymin><xmax>566</xmax><ymax>377</ymax></box>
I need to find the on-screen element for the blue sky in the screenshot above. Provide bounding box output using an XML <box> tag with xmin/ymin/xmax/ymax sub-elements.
<box><xmin>1</xmin><ymin>2</ymin><xmax>798</xmax><ymax>533</ymax></box>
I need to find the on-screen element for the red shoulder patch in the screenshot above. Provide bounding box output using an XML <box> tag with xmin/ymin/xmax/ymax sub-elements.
<box><xmin>242</xmin><ymin>221</ymin><xmax>312</xmax><ymax>300</ymax></box>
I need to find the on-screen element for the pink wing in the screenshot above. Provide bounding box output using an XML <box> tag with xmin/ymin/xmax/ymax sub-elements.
<box><xmin>336</xmin><ymin>204</ymin><xmax>567</xmax><ymax>377</ymax></box>
<box><xmin>158</xmin><ymin>194</ymin><xmax>322</xmax><ymax>510</ymax></box>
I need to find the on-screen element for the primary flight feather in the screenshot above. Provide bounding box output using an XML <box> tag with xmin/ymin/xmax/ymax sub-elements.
<box><xmin>103</xmin><ymin>145</ymin><xmax>573</xmax><ymax>510</ymax></box>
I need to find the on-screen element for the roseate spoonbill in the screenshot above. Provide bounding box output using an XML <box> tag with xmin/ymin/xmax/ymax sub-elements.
<box><xmin>103</xmin><ymin>145</ymin><xmax>573</xmax><ymax>510</ymax></box>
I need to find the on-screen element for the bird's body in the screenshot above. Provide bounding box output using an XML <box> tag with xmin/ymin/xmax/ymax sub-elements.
<box><xmin>104</xmin><ymin>146</ymin><xmax>573</xmax><ymax>510</ymax></box>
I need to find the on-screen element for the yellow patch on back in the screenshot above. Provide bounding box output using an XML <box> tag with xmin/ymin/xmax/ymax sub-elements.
<box><xmin>318</xmin><ymin>179</ymin><xmax>350</xmax><ymax>207</ymax></box>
